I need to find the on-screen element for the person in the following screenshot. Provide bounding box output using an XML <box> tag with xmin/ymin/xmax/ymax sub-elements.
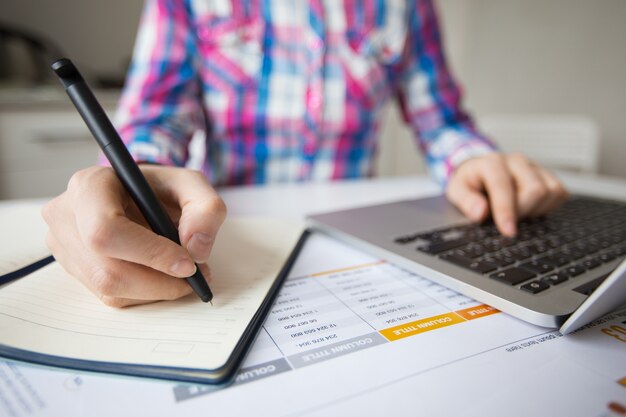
<box><xmin>42</xmin><ymin>0</ymin><xmax>568</xmax><ymax>307</ymax></box>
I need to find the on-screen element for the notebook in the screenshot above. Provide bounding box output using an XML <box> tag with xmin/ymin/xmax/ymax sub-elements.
<box><xmin>0</xmin><ymin>212</ymin><xmax>307</xmax><ymax>384</ymax></box>
<box><xmin>0</xmin><ymin>202</ymin><xmax>53</xmax><ymax>283</ymax></box>
<box><xmin>309</xmin><ymin>194</ymin><xmax>626</xmax><ymax>333</ymax></box>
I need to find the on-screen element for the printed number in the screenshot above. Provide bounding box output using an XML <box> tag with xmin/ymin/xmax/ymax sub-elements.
<box><xmin>601</xmin><ymin>325</ymin><xmax>626</xmax><ymax>343</ymax></box>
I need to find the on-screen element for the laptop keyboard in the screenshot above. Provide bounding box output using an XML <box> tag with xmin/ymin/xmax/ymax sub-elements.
<box><xmin>394</xmin><ymin>197</ymin><xmax>626</xmax><ymax>294</ymax></box>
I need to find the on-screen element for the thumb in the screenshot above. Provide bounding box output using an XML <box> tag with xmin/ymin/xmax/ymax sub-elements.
<box><xmin>446</xmin><ymin>172</ymin><xmax>489</xmax><ymax>223</ymax></box>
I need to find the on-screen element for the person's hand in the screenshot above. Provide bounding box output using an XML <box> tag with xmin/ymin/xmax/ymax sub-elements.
<box><xmin>42</xmin><ymin>165</ymin><xmax>226</xmax><ymax>307</ymax></box>
<box><xmin>446</xmin><ymin>153</ymin><xmax>568</xmax><ymax>236</ymax></box>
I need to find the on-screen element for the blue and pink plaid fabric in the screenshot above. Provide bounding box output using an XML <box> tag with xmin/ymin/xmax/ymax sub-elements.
<box><xmin>115</xmin><ymin>0</ymin><xmax>495</xmax><ymax>186</ymax></box>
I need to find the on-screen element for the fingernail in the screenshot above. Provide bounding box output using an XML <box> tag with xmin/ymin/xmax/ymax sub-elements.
<box><xmin>188</xmin><ymin>233</ymin><xmax>213</xmax><ymax>262</ymax></box>
<box><xmin>171</xmin><ymin>259</ymin><xmax>196</xmax><ymax>277</ymax></box>
<box><xmin>503</xmin><ymin>220</ymin><xmax>517</xmax><ymax>236</ymax></box>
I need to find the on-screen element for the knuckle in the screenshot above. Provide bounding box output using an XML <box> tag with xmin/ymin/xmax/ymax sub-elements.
<box><xmin>91</xmin><ymin>266</ymin><xmax>121</xmax><ymax>297</ymax></box>
<box><xmin>67</xmin><ymin>166</ymin><xmax>109</xmax><ymax>193</ymax></box>
<box><xmin>509</xmin><ymin>152</ymin><xmax>528</xmax><ymax>164</ymax></box>
<box><xmin>486</xmin><ymin>152</ymin><xmax>504</xmax><ymax>164</ymax></box>
<box><xmin>41</xmin><ymin>194</ymin><xmax>67</xmax><ymax>225</ymax></box>
<box><xmin>482</xmin><ymin>155</ymin><xmax>506</xmax><ymax>175</ymax></box>
<box><xmin>99</xmin><ymin>295</ymin><xmax>127</xmax><ymax>308</ymax></box>
<box><xmin>41</xmin><ymin>201</ymin><xmax>55</xmax><ymax>224</ymax></box>
<box><xmin>67</xmin><ymin>168</ymin><xmax>92</xmax><ymax>191</ymax></box>
<box><xmin>83</xmin><ymin>217</ymin><xmax>115</xmax><ymax>253</ymax></box>
<box><xmin>211</xmin><ymin>196</ymin><xmax>228</xmax><ymax>218</ymax></box>
<box><xmin>551</xmin><ymin>180</ymin><xmax>567</xmax><ymax>196</ymax></box>
<box><xmin>196</xmin><ymin>195</ymin><xmax>228</xmax><ymax>220</ymax></box>
<box><xmin>526</xmin><ymin>183</ymin><xmax>548</xmax><ymax>201</ymax></box>
<box><xmin>191</xmin><ymin>169</ymin><xmax>207</xmax><ymax>183</ymax></box>
<box><xmin>44</xmin><ymin>232</ymin><xmax>56</xmax><ymax>252</ymax></box>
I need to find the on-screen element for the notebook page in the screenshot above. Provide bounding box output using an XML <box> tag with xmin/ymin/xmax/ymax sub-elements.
<box><xmin>0</xmin><ymin>202</ymin><xmax>50</xmax><ymax>276</ymax></box>
<box><xmin>0</xmin><ymin>217</ymin><xmax>304</xmax><ymax>370</ymax></box>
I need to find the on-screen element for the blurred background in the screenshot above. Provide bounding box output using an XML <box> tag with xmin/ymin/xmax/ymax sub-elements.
<box><xmin>0</xmin><ymin>0</ymin><xmax>625</xmax><ymax>199</ymax></box>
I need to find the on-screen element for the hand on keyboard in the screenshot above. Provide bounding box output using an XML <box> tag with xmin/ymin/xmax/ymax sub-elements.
<box><xmin>446</xmin><ymin>153</ymin><xmax>569</xmax><ymax>236</ymax></box>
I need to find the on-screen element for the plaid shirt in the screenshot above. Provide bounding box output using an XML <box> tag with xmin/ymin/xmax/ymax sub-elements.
<box><xmin>115</xmin><ymin>0</ymin><xmax>495</xmax><ymax>186</ymax></box>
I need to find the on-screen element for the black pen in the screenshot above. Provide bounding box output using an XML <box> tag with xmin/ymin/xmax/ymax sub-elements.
<box><xmin>51</xmin><ymin>58</ymin><xmax>213</xmax><ymax>304</ymax></box>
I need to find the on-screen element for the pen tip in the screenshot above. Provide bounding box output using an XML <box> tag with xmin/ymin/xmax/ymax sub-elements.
<box><xmin>209</xmin><ymin>301</ymin><xmax>213</xmax><ymax>306</ymax></box>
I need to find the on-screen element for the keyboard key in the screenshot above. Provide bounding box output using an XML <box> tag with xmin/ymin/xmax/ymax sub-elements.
<box><xmin>440</xmin><ymin>254</ymin><xmax>498</xmax><ymax>274</ymax></box>
<box><xmin>506</xmin><ymin>246</ymin><xmax>534</xmax><ymax>261</ymax></box>
<box><xmin>416</xmin><ymin>231</ymin><xmax>445</xmax><ymax>242</ymax></box>
<box><xmin>542</xmin><ymin>273</ymin><xmax>568</xmax><ymax>286</ymax></box>
<box><xmin>597</xmin><ymin>252</ymin><xmax>616</xmax><ymax>263</ymax></box>
<box><xmin>418</xmin><ymin>238</ymin><xmax>469</xmax><ymax>255</ymax></box>
<box><xmin>537</xmin><ymin>253</ymin><xmax>571</xmax><ymax>267</ymax></box>
<box><xmin>453</xmin><ymin>244</ymin><xmax>486</xmax><ymax>259</ymax></box>
<box><xmin>517</xmin><ymin>230</ymin><xmax>534</xmax><ymax>241</ymax></box>
<box><xmin>526</xmin><ymin>243</ymin><xmax>550</xmax><ymax>255</ymax></box>
<box><xmin>465</xmin><ymin>229</ymin><xmax>489</xmax><ymax>241</ymax></box>
<box><xmin>394</xmin><ymin>235</ymin><xmax>419</xmax><ymax>244</ymax></box>
<box><xmin>563</xmin><ymin>264</ymin><xmax>586</xmax><ymax>277</ymax></box>
<box><xmin>612</xmin><ymin>246</ymin><xmax>626</xmax><ymax>257</ymax></box>
<box><xmin>482</xmin><ymin>253</ymin><xmax>516</xmax><ymax>267</ymax></box>
<box><xmin>573</xmin><ymin>241</ymin><xmax>600</xmax><ymax>254</ymax></box>
<box><xmin>520</xmin><ymin>260</ymin><xmax>555</xmax><ymax>274</ymax></box>
<box><xmin>559</xmin><ymin>247</ymin><xmax>586</xmax><ymax>260</ymax></box>
<box><xmin>491</xmin><ymin>268</ymin><xmax>536</xmax><ymax>285</ymax></box>
<box><xmin>521</xmin><ymin>280</ymin><xmax>550</xmax><ymax>294</ymax></box>
<box><xmin>545</xmin><ymin>237</ymin><xmax>563</xmax><ymax>248</ymax></box>
<box><xmin>484</xmin><ymin>239</ymin><xmax>503</xmax><ymax>253</ymax></box>
<box><xmin>582</xmin><ymin>258</ymin><xmax>602</xmax><ymax>270</ymax></box>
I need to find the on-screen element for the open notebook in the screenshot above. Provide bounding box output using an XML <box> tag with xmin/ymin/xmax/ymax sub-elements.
<box><xmin>0</xmin><ymin>215</ymin><xmax>306</xmax><ymax>384</ymax></box>
<box><xmin>0</xmin><ymin>202</ymin><xmax>54</xmax><ymax>283</ymax></box>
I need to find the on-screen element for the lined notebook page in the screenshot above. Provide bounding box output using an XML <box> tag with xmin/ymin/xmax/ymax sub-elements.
<box><xmin>0</xmin><ymin>202</ymin><xmax>50</xmax><ymax>276</ymax></box>
<box><xmin>0</xmin><ymin>217</ymin><xmax>303</xmax><ymax>370</ymax></box>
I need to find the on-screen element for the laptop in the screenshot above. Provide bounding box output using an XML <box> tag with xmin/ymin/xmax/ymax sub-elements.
<box><xmin>308</xmin><ymin>195</ymin><xmax>626</xmax><ymax>334</ymax></box>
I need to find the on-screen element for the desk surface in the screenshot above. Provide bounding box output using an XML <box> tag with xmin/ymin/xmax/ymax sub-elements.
<box><xmin>1</xmin><ymin>172</ymin><xmax>626</xmax><ymax>417</ymax></box>
<box><xmin>218</xmin><ymin>171</ymin><xmax>626</xmax><ymax>219</ymax></box>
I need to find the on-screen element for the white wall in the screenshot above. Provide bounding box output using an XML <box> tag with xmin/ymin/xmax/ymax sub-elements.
<box><xmin>0</xmin><ymin>0</ymin><xmax>144</xmax><ymax>79</ymax></box>
<box><xmin>440</xmin><ymin>0</ymin><xmax>626</xmax><ymax>178</ymax></box>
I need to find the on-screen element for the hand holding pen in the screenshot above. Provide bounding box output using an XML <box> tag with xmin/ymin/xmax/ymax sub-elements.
<box><xmin>42</xmin><ymin>58</ymin><xmax>225</xmax><ymax>307</ymax></box>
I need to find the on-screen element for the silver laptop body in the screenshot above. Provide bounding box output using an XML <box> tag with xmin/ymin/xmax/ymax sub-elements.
<box><xmin>308</xmin><ymin>195</ymin><xmax>626</xmax><ymax>333</ymax></box>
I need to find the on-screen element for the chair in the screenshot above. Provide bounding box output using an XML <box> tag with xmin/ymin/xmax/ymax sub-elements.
<box><xmin>477</xmin><ymin>114</ymin><xmax>600</xmax><ymax>173</ymax></box>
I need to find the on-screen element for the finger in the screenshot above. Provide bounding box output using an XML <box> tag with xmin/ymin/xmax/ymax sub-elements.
<box><xmin>446</xmin><ymin>170</ymin><xmax>490</xmax><ymax>223</ymax></box>
<box><xmin>47</xmin><ymin>229</ymin><xmax>193</xmax><ymax>303</ymax></box>
<box><xmin>532</xmin><ymin>168</ymin><xmax>569</xmax><ymax>216</ymax></box>
<box><xmin>42</xmin><ymin>193</ymin><xmax>73</xmax><ymax>237</ymax></box>
<box><xmin>72</xmin><ymin>169</ymin><xmax>197</xmax><ymax>278</ymax></box>
<box><xmin>151</xmin><ymin>169</ymin><xmax>227</xmax><ymax>263</ymax></box>
<box><xmin>98</xmin><ymin>296</ymin><xmax>156</xmax><ymax>308</ymax></box>
<box><xmin>88</xmin><ymin>260</ymin><xmax>194</xmax><ymax>302</ymax></box>
<box><xmin>480</xmin><ymin>156</ymin><xmax>517</xmax><ymax>236</ymax></box>
<box><xmin>505</xmin><ymin>154</ymin><xmax>549</xmax><ymax>218</ymax></box>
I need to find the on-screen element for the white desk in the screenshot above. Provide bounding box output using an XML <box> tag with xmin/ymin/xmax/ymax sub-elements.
<box><xmin>218</xmin><ymin>171</ymin><xmax>626</xmax><ymax>218</ymax></box>
<box><xmin>1</xmin><ymin>172</ymin><xmax>625</xmax><ymax>417</ymax></box>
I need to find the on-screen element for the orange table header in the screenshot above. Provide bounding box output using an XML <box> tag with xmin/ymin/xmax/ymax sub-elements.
<box><xmin>380</xmin><ymin>312</ymin><xmax>465</xmax><ymax>341</ymax></box>
<box><xmin>455</xmin><ymin>304</ymin><xmax>499</xmax><ymax>321</ymax></box>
